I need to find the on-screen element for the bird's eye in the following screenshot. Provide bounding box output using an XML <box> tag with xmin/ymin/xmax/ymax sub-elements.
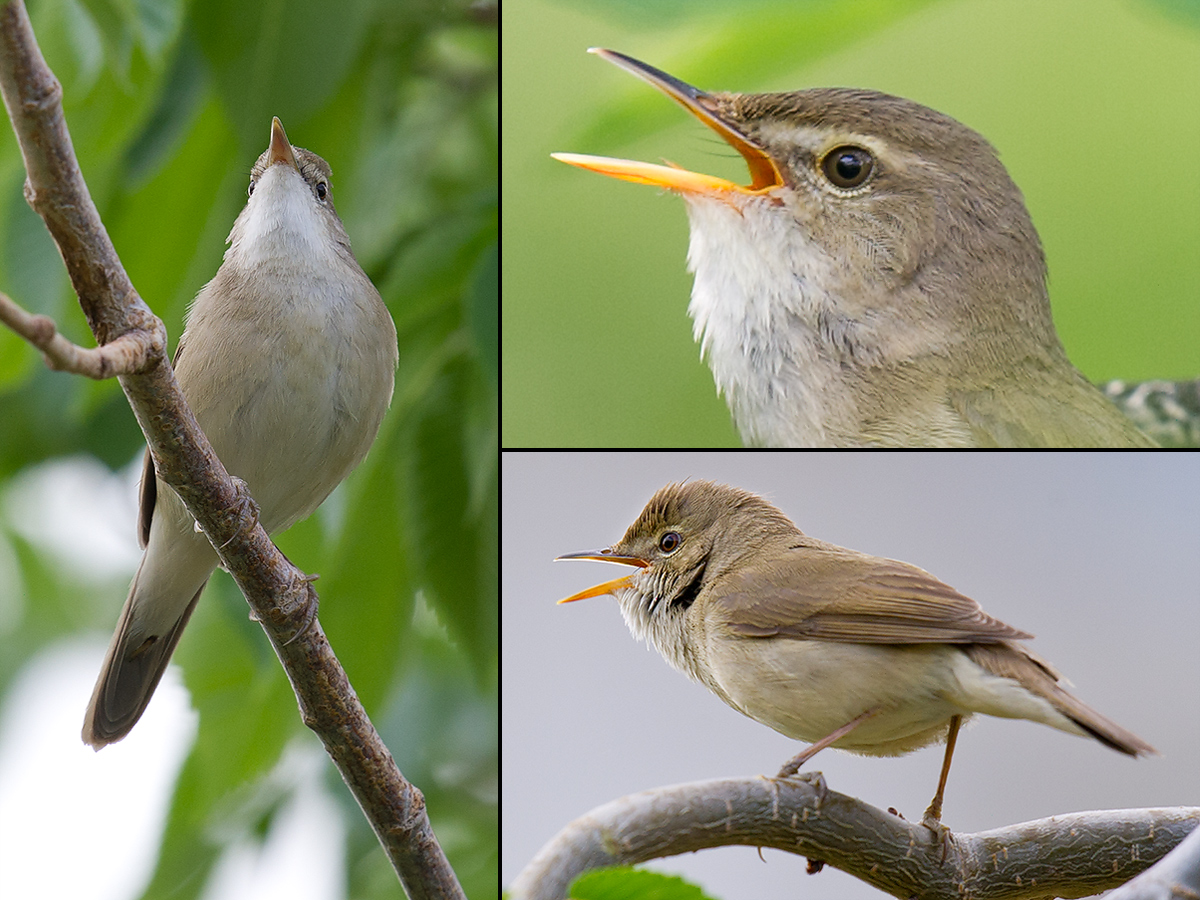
<box><xmin>316</xmin><ymin>182</ymin><xmax>327</xmax><ymax>200</ymax></box>
<box><xmin>248</xmin><ymin>181</ymin><xmax>256</xmax><ymax>197</ymax></box>
<box><xmin>821</xmin><ymin>146</ymin><xmax>874</xmax><ymax>189</ymax></box>
<box><xmin>659</xmin><ymin>532</ymin><xmax>682</xmax><ymax>553</ymax></box>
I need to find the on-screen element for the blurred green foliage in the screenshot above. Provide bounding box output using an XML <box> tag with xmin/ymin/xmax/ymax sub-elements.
<box><xmin>0</xmin><ymin>0</ymin><xmax>495</xmax><ymax>896</ymax></box>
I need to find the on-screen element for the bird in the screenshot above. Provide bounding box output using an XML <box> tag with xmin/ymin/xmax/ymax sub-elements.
<box><xmin>553</xmin><ymin>49</ymin><xmax>1155</xmax><ymax>447</ymax></box>
<box><xmin>559</xmin><ymin>480</ymin><xmax>1156</xmax><ymax>823</ymax></box>
<box><xmin>82</xmin><ymin>118</ymin><xmax>397</xmax><ymax>748</ymax></box>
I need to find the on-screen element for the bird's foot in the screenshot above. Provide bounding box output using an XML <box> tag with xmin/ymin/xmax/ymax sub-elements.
<box><xmin>217</xmin><ymin>476</ymin><xmax>260</xmax><ymax>549</ymax></box>
<box><xmin>773</xmin><ymin>768</ymin><xmax>828</xmax><ymax>811</ymax></box>
<box><xmin>280</xmin><ymin>571</ymin><xmax>320</xmax><ymax>644</ymax></box>
<box><xmin>921</xmin><ymin>807</ymin><xmax>953</xmax><ymax>863</ymax></box>
<box><xmin>777</xmin><ymin>746</ymin><xmax>822</xmax><ymax>779</ymax></box>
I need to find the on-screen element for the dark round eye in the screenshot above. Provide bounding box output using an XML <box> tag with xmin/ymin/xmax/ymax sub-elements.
<box><xmin>248</xmin><ymin>180</ymin><xmax>256</xmax><ymax>197</ymax></box>
<box><xmin>316</xmin><ymin>181</ymin><xmax>327</xmax><ymax>200</ymax></box>
<box><xmin>659</xmin><ymin>532</ymin><xmax>682</xmax><ymax>553</ymax></box>
<box><xmin>821</xmin><ymin>146</ymin><xmax>874</xmax><ymax>189</ymax></box>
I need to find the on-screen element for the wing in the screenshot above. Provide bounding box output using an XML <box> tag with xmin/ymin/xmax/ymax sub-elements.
<box><xmin>137</xmin><ymin>448</ymin><xmax>155</xmax><ymax>549</ymax></box>
<box><xmin>950</xmin><ymin>371</ymin><xmax>1154</xmax><ymax>448</ymax></box>
<box><xmin>713</xmin><ymin>543</ymin><xmax>1030</xmax><ymax>644</ymax></box>
<box><xmin>136</xmin><ymin>340</ymin><xmax>188</xmax><ymax>549</ymax></box>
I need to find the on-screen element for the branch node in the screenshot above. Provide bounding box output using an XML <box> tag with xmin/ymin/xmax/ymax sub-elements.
<box><xmin>1</xmin><ymin>289</ymin><xmax>168</xmax><ymax>378</ymax></box>
<box><xmin>387</xmin><ymin>786</ymin><xmax>429</xmax><ymax>840</ymax></box>
<box><xmin>27</xmin><ymin>311</ymin><xmax>55</xmax><ymax>344</ymax></box>
<box><xmin>21</xmin><ymin>72</ymin><xmax>60</xmax><ymax>113</ymax></box>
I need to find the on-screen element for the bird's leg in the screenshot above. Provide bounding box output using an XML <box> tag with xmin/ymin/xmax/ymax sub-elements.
<box><xmin>921</xmin><ymin>714</ymin><xmax>963</xmax><ymax>863</ymax></box>
<box><xmin>776</xmin><ymin>707</ymin><xmax>881</xmax><ymax>778</ymax></box>
<box><xmin>922</xmin><ymin>714</ymin><xmax>962</xmax><ymax>825</ymax></box>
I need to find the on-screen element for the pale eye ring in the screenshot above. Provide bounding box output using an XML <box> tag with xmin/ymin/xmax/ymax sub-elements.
<box><xmin>821</xmin><ymin>146</ymin><xmax>874</xmax><ymax>189</ymax></box>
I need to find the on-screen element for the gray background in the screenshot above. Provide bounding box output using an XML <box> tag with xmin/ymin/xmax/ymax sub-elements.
<box><xmin>502</xmin><ymin>452</ymin><xmax>1200</xmax><ymax>899</ymax></box>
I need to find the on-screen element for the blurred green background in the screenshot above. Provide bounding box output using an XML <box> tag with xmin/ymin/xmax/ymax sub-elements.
<box><xmin>0</xmin><ymin>0</ymin><xmax>495</xmax><ymax>896</ymax></box>
<box><xmin>503</xmin><ymin>0</ymin><xmax>1200</xmax><ymax>447</ymax></box>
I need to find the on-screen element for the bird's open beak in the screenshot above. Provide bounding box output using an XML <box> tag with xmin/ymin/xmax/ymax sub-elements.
<box><xmin>555</xmin><ymin>548</ymin><xmax>650</xmax><ymax>603</ymax></box>
<box><xmin>551</xmin><ymin>48</ymin><xmax>783</xmax><ymax>197</ymax></box>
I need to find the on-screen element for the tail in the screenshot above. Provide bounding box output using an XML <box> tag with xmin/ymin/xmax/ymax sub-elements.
<box><xmin>965</xmin><ymin>643</ymin><xmax>1157</xmax><ymax>757</ymax></box>
<box><xmin>82</xmin><ymin>571</ymin><xmax>207</xmax><ymax>749</ymax></box>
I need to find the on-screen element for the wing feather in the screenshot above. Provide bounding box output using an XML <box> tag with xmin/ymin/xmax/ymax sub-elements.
<box><xmin>715</xmin><ymin>546</ymin><xmax>1029</xmax><ymax>644</ymax></box>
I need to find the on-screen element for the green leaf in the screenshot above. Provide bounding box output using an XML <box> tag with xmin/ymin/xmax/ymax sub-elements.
<box><xmin>2</xmin><ymin>174</ymin><xmax>70</xmax><ymax>319</ymax></box>
<box><xmin>467</xmin><ymin>240</ymin><xmax>498</xmax><ymax>388</ymax></box>
<box><xmin>189</xmin><ymin>0</ymin><xmax>372</xmax><ymax>149</ymax></box>
<box><xmin>318</xmin><ymin>428</ymin><xmax>415</xmax><ymax>714</ymax></box>
<box><xmin>570</xmin><ymin>866</ymin><xmax>719</xmax><ymax>900</ymax></box>
<box><xmin>406</xmin><ymin>358</ymin><xmax>496</xmax><ymax>678</ymax></box>
<box><xmin>0</xmin><ymin>327</ymin><xmax>34</xmax><ymax>389</ymax></box>
<box><xmin>122</xmin><ymin>29</ymin><xmax>209</xmax><ymax>185</ymax></box>
<box><xmin>571</xmin><ymin>0</ymin><xmax>941</xmax><ymax>151</ymax></box>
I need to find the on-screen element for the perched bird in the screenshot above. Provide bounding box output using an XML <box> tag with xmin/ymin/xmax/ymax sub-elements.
<box><xmin>560</xmin><ymin>480</ymin><xmax>1156</xmax><ymax>822</ymax></box>
<box><xmin>83</xmin><ymin>118</ymin><xmax>398</xmax><ymax>748</ymax></box>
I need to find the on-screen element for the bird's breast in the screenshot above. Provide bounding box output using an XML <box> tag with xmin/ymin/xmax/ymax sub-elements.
<box><xmin>703</xmin><ymin>634</ymin><xmax>968</xmax><ymax>754</ymax></box>
<box><xmin>174</xmin><ymin>266</ymin><xmax>395</xmax><ymax>533</ymax></box>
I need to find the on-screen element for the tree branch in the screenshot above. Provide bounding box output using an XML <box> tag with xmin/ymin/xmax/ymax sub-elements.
<box><xmin>1103</xmin><ymin>815</ymin><xmax>1200</xmax><ymax>900</ymax></box>
<box><xmin>0</xmin><ymin>289</ymin><xmax>162</xmax><ymax>377</ymax></box>
<box><xmin>0</xmin><ymin>3</ymin><xmax>460</xmax><ymax>896</ymax></box>
<box><xmin>509</xmin><ymin>776</ymin><xmax>1200</xmax><ymax>900</ymax></box>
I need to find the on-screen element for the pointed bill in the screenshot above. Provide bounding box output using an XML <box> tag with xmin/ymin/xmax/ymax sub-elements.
<box><xmin>555</xmin><ymin>549</ymin><xmax>649</xmax><ymax>603</ymax></box>
<box><xmin>268</xmin><ymin>116</ymin><xmax>297</xmax><ymax>169</ymax></box>
<box><xmin>552</xmin><ymin>48</ymin><xmax>784</xmax><ymax>196</ymax></box>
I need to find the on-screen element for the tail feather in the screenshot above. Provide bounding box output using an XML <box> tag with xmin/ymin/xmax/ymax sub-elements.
<box><xmin>82</xmin><ymin>579</ymin><xmax>207</xmax><ymax>749</ymax></box>
<box><xmin>965</xmin><ymin>642</ymin><xmax>1157</xmax><ymax>757</ymax></box>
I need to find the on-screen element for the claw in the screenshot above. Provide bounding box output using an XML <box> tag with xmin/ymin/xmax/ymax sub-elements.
<box><xmin>282</xmin><ymin>575</ymin><xmax>319</xmax><ymax>645</ymax></box>
<box><xmin>218</xmin><ymin>476</ymin><xmax>260</xmax><ymax>549</ymax></box>
<box><xmin>921</xmin><ymin>812</ymin><xmax>953</xmax><ymax>863</ymax></box>
<box><xmin>776</xmin><ymin>769</ymin><xmax>828</xmax><ymax>811</ymax></box>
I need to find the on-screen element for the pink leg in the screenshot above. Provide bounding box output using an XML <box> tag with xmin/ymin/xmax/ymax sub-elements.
<box><xmin>776</xmin><ymin>707</ymin><xmax>882</xmax><ymax>778</ymax></box>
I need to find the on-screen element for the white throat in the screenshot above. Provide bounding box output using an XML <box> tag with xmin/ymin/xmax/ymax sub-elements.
<box><xmin>683</xmin><ymin>194</ymin><xmax>862</xmax><ymax>447</ymax></box>
<box><xmin>229</xmin><ymin>164</ymin><xmax>342</xmax><ymax>271</ymax></box>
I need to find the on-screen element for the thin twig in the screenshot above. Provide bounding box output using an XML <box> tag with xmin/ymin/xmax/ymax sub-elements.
<box><xmin>0</xmin><ymin>290</ymin><xmax>162</xmax><ymax>377</ymax></box>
